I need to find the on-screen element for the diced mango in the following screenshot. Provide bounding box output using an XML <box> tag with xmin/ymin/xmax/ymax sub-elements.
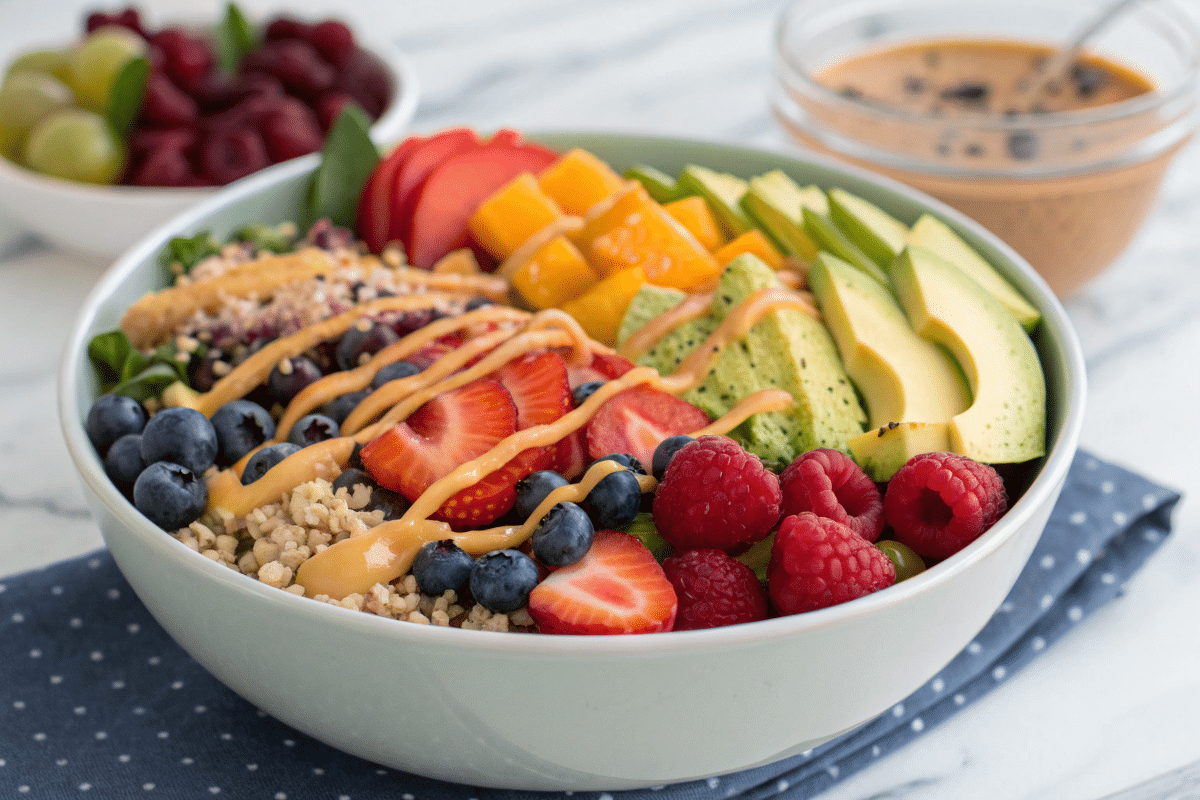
<box><xmin>510</xmin><ymin>236</ymin><xmax>598</xmax><ymax>310</ymax></box>
<box><xmin>538</xmin><ymin>148</ymin><xmax>625</xmax><ymax>216</ymax></box>
<box><xmin>577</xmin><ymin>183</ymin><xmax>720</xmax><ymax>291</ymax></box>
<box><xmin>664</xmin><ymin>195</ymin><xmax>726</xmax><ymax>252</ymax></box>
<box><xmin>468</xmin><ymin>173</ymin><xmax>563</xmax><ymax>261</ymax></box>
<box><xmin>431</xmin><ymin>248</ymin><xmax>483</xmax><ymax>275</ymax></box>
<box><xmin>713</xmin><ymin>229</ymin><xmax>785</xmax><ymax>270</ymax></box>
<box><xmin>560</xmin><ymin>267</ymin><xmax>648</xmax><ymax>346</ymax></box>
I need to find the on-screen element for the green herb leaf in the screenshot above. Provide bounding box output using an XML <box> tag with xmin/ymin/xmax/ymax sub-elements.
<box><xmin>233</xmin><ymin>223</ymin><xmax>298</xmax><ymax>255</ymax></box>
<box><xmin>160</xmin><ymin>230</ymin><xmax>222</xmax><ymax>275</ymax></box>
<box><xmin>105</xmin><ymin>56</ymin><xmax>149</xmax><ymax>139</ymax></box>
<box><xmin>306</xmin><ymin>103</ymin><xmax>379</xmax><ymax>229</ymax></box>
<box><xmin>110</xmin><ymin>363</ymin><xmax>186</xmax><ymax>404</ymax></box>
<box><xmin>88</xmin><ymin>330</ymin><xmax>135</xmax><ymax>389</ymax></box>
<box><xmin>213</xmin><ymin>1</ymin><xmax>259</xmax><ymax>73</ymax></box>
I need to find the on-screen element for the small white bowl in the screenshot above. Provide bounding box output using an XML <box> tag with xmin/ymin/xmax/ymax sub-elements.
<box><xmin>0</xmin><ymin>34</ymin><xmax>417</xmax><ymax>261</ymax></box>
<box><xmin>59</xmin><ymin>132</ymin><xmax>1085</xmax><ymax>791</ymax></box>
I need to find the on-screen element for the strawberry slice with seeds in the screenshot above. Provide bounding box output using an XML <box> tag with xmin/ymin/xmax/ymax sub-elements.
<box><xmin>563</xmin><ymin>350</ymin><xmax>636</xmax><ymax>388</ymax></box>
<box><xmin>552</xmin><ymin>428</ymin><xmax>589</xmax><ymax>481</ymax></box>
<box><xmin>586</xmin><ymin>385</ymin><xmax>711</xmax><ymax>468</ymax></box>
<box><xmin>528</xmin><ymin>530</ymin><xmax>678</xmax><ymax>634</ymax></box>
<box><xmin>435</xmin><ymin>350</ymin><xmax>573</xmax><ymax>528</ymax></box>
<box><xmin>361</xmin><ymin>377</ymin><xmax>517</xmax><ymax>503</ymax></box>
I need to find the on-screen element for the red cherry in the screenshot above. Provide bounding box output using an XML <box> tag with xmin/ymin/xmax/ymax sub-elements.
<box><xmin>139</xmin><ymin>72</ymin><xmax>199</xmax><ymax>127</ymax></box>
<box><xmin>308</xmin><ymin>20</ymin><xmax>356</xmax><ymax>68</ymax></box>
<box><xmin>197</xmin><ymin>127</ymin><xmax>270</xmax><ymax>185</ymax></box>
<box><xmin>263</xmin><ymin>16</ymin><xmax>312</xmax><ymax>42</ymax></box>
<box><xmin>336</xmin><ymin>49</ymin><xmax>391</xmax><ymax>119</ymax></box>
<box><xmin>127</xmin><ymin>145</ymin><xmax>195</xmax><ymax>187</ymax></box>
<box><xmin>86</xmin><ymin>7</ymin><xmax>145</xmax><ymax>37</ymax></box>
<box><xmin>258</xmin><ymin>97</ymin><xmax>324</xmax><ymax>162</ymax></box>
<box><xmin>152</xmin><ymin>28</ymin><xmax>215</xmax><ymax>91</ymax></box>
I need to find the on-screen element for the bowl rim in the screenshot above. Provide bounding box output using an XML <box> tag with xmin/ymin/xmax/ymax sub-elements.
<box><xmin>57</xmin><ymin>130</ymin><xmax>1087</xmax><ymax>656</ymax></box>
<box><xmin>0</xmin><ymin>30</ymin><xmax>419</xmax><ymax>199</ymax></box>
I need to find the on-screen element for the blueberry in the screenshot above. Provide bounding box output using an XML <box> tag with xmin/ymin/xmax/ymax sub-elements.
<box><xmin>336</xmin><ymin>320</ymin><xmax>399</xmax><ymax>371</ymax></box>
<box><xmin>133</xmin><ymin>461</ymin><xmax>207</xmax><ymax>530</ymax></box>
<box><xmin>371</xmin><ymin>360</ymin><xmax>421</xmax><ymax>389</ymax></box>
<box><xmin>323</xmin><ymin>389</ymin><xmax>370</xmax><ymax>425</ymax></box>
<box><xmin>412</xmin><ymin>539</ymin><xmax>476</xmax><ymax>595</ymax></box>
<box><xmin>86</xmin><ymin>393</ymin><xmax>147</xmax><ymax>456</ymax></box>
<box><xmin>589</xmin><ymin>453</ymin><xmax>646</xmax><ymax>475</ymax></box>
<box><xmin>103</xmin><ymin>433</ymin><xmax>145</xmax><ymax>495</ymax></box>
<box><xmin>531</xmin><ymin>502</ymin><xmax>594</xmax><ymax>567</ymax></box>
<box><xmin>210</xmin><ymin>399</ymin><xmax>276</xmax><ymax>465</ymax></box>
<box><xmin>464</xmin><ymin>296</ymin><xmax>493</xmax><ymax>312</ymax></box>
<box><xmin>288</xmin><ymin>413</ymin><xmax>339</xmax><ymax>447</ymax></box>
<box><xmin>514</xmin><ymin>470</ymin><xmax>569</xmax><ymax>521</ymax></box>
<box><xmin>331</xmin><ymin>467</ymin><xmax>409</xmax><ymax>520</ymax></box>
<box><xmin>241</xmin><ymin>442</ymin><xmax>301</xmax><ymax>485</ymax></box>
<box><xmin>571</xmin><ymin>380</ymin><xmax>604</xmax><ymax>408</ymax></box>
<box><xmin>140</xmin><ymin>407</ymin><xmax>218</xmax><ymax>475</ymax></box>
<box><xmin>268</xmin><ymin>355</ymin><xmax>323</xmax><ymax>405</ymax></box>
<box><xmin>652</xmin><ymin>435</ymin><xmax>695</xmax><ymax>481</ymax></box>
<box><xmin>469</xmin><ymin>549</ymin><xmax>540</xmax><ymax>614</ymax></box>
<box><xmin>583</xmin><ymin>468</ymin><xmax>642</xmax><ymax>530</ymax></box>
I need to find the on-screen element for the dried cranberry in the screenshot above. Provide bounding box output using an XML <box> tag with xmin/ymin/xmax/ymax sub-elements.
<box><xmin>308</xmin><ymin>20</ymin><xmax>356</xmax><ymax>68</ymax></box>
<box><xmin>258</xmin><ymin>96</ymin><xmax>324</xmax><ymax>162</ymax></box>
<box><xmin>139</xmin><ymin>72</ymin><xmax>199</xmax><ymax>127</ymax></box>
<box><xmin>197</xmin><ymin>127</ymin><xmax>270</xmax><ymax>185</ymax></box>
<box><xmin>152</xmin><ymin>28</ymin><xmax>215</xmax><ymax>91</ymax></box>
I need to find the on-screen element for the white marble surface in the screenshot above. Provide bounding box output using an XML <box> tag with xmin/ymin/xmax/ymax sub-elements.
<box><xmin>2</xmin><ymin>0</ymin><xmax>1200</xmax><ymax>797</ymax></box>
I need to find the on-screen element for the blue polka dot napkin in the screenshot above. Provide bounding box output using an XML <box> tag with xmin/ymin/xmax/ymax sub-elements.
<box><xmin>0</xmin><ymin>450</ymin><xmax>1180</xmax><ymax>800</ymax></box>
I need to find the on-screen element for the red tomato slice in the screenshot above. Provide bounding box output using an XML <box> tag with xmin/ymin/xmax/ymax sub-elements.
<box><xmin>356</xmin><ymin>136</ymin><xmax>424</xmax><ymax>253</ymax></box>
<box><xmin>406</xmin><ymin>144</ymin><xmax>559</xmax><ymax>270</ymax></box>
<box><xmin>389</xmin><ymin>127</ymin><xmax>481</xmax><ymax>248</ymax></box>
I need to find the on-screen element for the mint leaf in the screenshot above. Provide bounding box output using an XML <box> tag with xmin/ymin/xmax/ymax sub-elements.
<box><xmin>88</xmin><ymin>330</ymin><xmax>135</xmax><ymax>389</ymax></box>
<box><xmin>105</xmin><ymin>56</ymin><xmax>149</xmax><ymax>138</ymax></box>
<box><xmin>307</xmin><ymin>103</ymin><xmax>379</xmax><ymax>228</ymax></box>
<box><xmin>111</xmin><ymin>363</ymin><xmax>185</xmax><ymax>404</ymax></box>
<box><xmin>214</xmin><ymin>1</ymin><xmax>258</xmax><ymax>72</ymax></box>
<box><xmin>88</xmin><ymin>329</ymin><xmax>198</xmax><ymax>401</ymax></box>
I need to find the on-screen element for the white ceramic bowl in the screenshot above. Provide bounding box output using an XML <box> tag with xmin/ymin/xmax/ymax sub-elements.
<box><xmin>0</xmin><ymin>33</ymin><xmax>418</xmax><ymax>260</ymax></box>
<box><xmin>58</xmin><ymin>132</ymin><xmax>1086</xmax><ymax>791</ymax></box>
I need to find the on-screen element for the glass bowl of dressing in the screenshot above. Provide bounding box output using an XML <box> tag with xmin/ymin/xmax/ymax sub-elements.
<box><xmin>771</xmin><ymin>0</ymin><xmax>1200</xmax><ymax>296</ymax></box>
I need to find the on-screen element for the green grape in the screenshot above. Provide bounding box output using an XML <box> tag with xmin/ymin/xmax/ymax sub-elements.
<box><xmin>5</xmin><ymin>48</ymin><xmax>73</xmax><ymax>84</ymax></box>
<box><xmin>0</xmin><ymin>71</ymin><xmax>75</xmax><ymax>161</ymax></box>
<box><xmin>22</xmin><ymin>108</ymin><xmax>126</xmax><ymax>184</ymax></box>
<box><xmin>68</xmin><ymin>26</ymin><xmax>146</xmax><ymax>112</ymax></box>
<box><xmin>875</xmin><ymin>540</ymin><xmax>926</xmax><ymax>582</ymax></box>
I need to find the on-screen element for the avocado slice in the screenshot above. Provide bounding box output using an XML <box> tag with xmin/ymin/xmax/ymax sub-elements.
<box><xmin>808</xmin><ymin>252</ymin><xmax>969</xmax><ymax>431</ymax></box>
<box><xmin>619</xmin><ymin>253</ymin><xmax>866</xmax><ymax>462</ymax></box>
<box><xmin>848</xmin><ymin>422</ymin><xmax>953</xmax><ymax>482</ymax></box>
<box><xmin>827</xmin><ymin>188</ymin><xmax>910</xmax><ymax>269</ymax></box>
<box><xmin>676</xmin><ymin>164</ymin><xmax>754</xmax><ymax>239</ymax></box>
<box><xmin>890</xmin><ymin>246</ymin><xmax>1046</xmax><ymax>465</ymax></box>
<box><xmin>906</xmin><ymin>214</ymin><xmax>1041</xmax><ymax>333</ymax></box>
<box><xmin>802</xmin><ymin>207</ymin><xmax>890</xmax><ymax>285</ymax></box>
<box><xmin>624</xmin><ymin>164</ymin><xmax>684</xmax><ymax>203</ymax></box>
<box><xmin>739</xmin><ymin>170</ymin><xmax>825</xmax><ymax>262</ymax></box>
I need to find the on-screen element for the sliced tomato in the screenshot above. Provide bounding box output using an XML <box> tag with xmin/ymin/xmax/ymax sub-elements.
<box><xmin>406</xmin><ymin>144</ymin><xmax>560</xmax><ymax>270</ymax></box>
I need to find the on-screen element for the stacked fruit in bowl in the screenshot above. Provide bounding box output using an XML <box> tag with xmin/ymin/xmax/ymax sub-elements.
<box><xmin>0</xmin><ymin>5</ymin><xmax>393</xmax><ymax>187</ymax></box>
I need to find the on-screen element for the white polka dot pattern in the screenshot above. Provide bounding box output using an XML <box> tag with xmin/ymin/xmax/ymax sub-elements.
<box><xmin>0</xmin><ymin>451</ymin><xmax>1179</xmax><ymax>800</ymax></box>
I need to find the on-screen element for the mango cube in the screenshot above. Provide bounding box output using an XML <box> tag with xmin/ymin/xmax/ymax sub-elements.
<box><xmin>713</xmin><ymin>229</ymin><xmax>785</xmax><ymax>270</ymax></box>
<box><xmin>538</xmin><ymin>148</ymin><xmax>625</xmax><ymax>216</ymax></box>
<box><xmin>664</xmin><ymin>195</ymin><xmax>727</xmax><ymax>252</ymax></box>
<box><xmin>510</xmin><ymin>236</ymin><xmax>598</xmax><ymax>310</ymax></box>
<box><xmin>560</xmin><ymin>267</ymin><xmax>648</xmax><ymax>346</ymax></box>
<box><xmin>468</xmin><ymin>173</ymin><xmax>563</xmax><ymax>261</ymax></box>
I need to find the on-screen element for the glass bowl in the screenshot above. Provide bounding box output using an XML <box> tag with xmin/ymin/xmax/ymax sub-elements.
<box><xmin>771</xmin><ymin>0</ymin><xmax>1200</xmax><ymax>296</ymax></box>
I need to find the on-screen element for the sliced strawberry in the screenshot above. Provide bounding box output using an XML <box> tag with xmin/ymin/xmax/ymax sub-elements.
<box><xmin>528</xmin><ymin>530</ymin><xmax>678</xmax><ymax>635</ymax></box>
<box><xmin>563</xmin><ymin>350</ymin><xmax>636</xmax><ymax>388</ymax></box>
<box><xmin>406</xmin><ymin>143</ymin><xmax>560</xmax><ymax>270</ymax></box>
<box><xmin>356</xmin><ymin>134</ymin><xmax>424</xmax><ymax>253</ymax></box>
<box><xmin>360</xmin><ymin>377</ymin><xmax>516</xmax><ymax>502</ymax></box>
<box><xmin>552</xmin><ymin>428</ymin><xmax>589</xmax><ymax>481</ymax></box>
<box><xmin>389</xmin><ymin>127</ymin><xmax>481</xmax><ymax>248</ymax></box>
<box><xmin>433</xmin><ymin>444</ymin><xmax>553</xmax><ymax>529</ymax></box>
<box><xmin>586</xmin><ymin>386</ymin><xmax>711</xmax><ymax>468</ymax></box>
<box><xmin>495</xmin><ymin>350</ymin><xmax>571</xmax><ymax>429</ymax></box>
<box><xmin>407</xmin><ymin>338</ymin><xmax>460</xmax><ymax>370</ymax></box>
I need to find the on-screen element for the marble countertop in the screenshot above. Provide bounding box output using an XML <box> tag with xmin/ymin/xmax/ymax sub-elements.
<box><xmin>2</xmin><ymin>1</ymin><xmax>1199</xmax><ymax>797</ymax></box>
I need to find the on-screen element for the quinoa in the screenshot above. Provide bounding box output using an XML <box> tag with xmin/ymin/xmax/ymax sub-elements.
<box><xmin>173</xmin><ymin>477</ymin><xmax>534</xmax><ymax>632</ymax></box>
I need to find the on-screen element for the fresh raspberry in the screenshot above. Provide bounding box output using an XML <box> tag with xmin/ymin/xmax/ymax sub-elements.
<box><xmin>768</xmin><ymin>512</ymin><xmax>895</xmax><ymax>615</ymax></box>
<box><xmin>883</xmin><ymin>452</ymin><xmax>1008</xmax><ymax>561</ymax></box>
<box><xmin>651</xmin><ymin>436</ymin><xmax>781</xmax><ymax>555</ymax></box>
<box><xmin>662</xmin><ymin>549</ymin><xmax>769</xmax><ymax>630</ymax></box>
<box><xmin>779</xmin><ymin>448</ymin><xmax>884</xmax><ymax>542</ymax></box>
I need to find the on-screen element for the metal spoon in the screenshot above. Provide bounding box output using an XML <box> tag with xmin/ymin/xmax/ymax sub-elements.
<box><xmin>1018</xmin><ymin>0</ymin><xmax>1144</xmax><ymax>110</ymax></box>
